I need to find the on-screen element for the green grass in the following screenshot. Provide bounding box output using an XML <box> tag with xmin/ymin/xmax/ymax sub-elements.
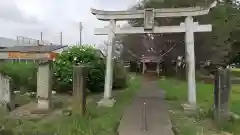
<box><xmin>1</xmin><ymin>75</ymin><xmax>140</xmax><ymax>135</ymax></box>
<box><xmin>160</xmin><ymin>78</ymin><xmax>240</xmax><ymax>135</ymax></box>
<box><xmin>160</xmin><ymin>78</ymin><xmax>214</xmax><ymax>111</ymax></box>
<box><xmin>231</xmin><ymin>68</ymin><xmax>240</xmax><ymax>72</ymax></box>
<box><xmin>231</xmin><ymin>68</ymin><xmax>240</xmax><ymax>78</ymax></box>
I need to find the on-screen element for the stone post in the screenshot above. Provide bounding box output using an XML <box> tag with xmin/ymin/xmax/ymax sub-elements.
<box><xmin>142</xmin><ymin>62</ymin><xmax>146</xmax><ymax>74</ymax></box>
<box><xmin>137</xmin><ymin>61</ymin><xmax>141</xmax><ymax>73</ymax></box>
<box><xmin>156</xmin><ymin>62</ymin><xmax>160</xmax><ymax>76</ymax></box>
<box><xmin>0</xmin><ymin>74</ymin><xmax>12</xmax><ymax>110</ymax></box>
<box><xmin>214</xmin><ymin>68</ymin><xmax>231</xmax><ymax>126</ymax></box>
<box><xmin>110</xmin><ymin>58</ymin><xmax>115</xmax><ymax>90</ymax></box>
<box><xmin>223</xmin><ymin>68</ymin><xmax>231</xmax><ymax>115</ymax></box>
<box><xmin>185</xmin><ymin>16</ymin><xmax>197</xmax><ymax>106</ymax></box>
<box><xmin>36</xmin><ymin>61</ymin><xmax>52</xmax><ymax>111</ymax></box>
<box><xmin>72</xmin><ymin>66</ymin><xmax>87</xmax><ymax>115</ymax></box>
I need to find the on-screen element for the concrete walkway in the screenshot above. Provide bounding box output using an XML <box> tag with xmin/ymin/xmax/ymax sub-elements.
<box><xmin>118</xmin><ymin>78</ymin><xmax>174</xmax><ymax>135</ymax></box>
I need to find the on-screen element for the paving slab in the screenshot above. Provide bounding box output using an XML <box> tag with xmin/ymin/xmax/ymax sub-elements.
<box><xmin>118</xmin><ymin>79</ymin><xmax>174</xmax><ymax>135</ymax></box>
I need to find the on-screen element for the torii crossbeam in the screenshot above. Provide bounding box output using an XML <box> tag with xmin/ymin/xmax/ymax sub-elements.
<box><xmin>91</xmin><ymin>1</ymin><xmax>217</xmax><ymax>107</ymax></box>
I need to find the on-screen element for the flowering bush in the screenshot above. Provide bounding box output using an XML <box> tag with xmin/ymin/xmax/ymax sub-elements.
<box><xmin>53</xmin><ymin>45</ymin><xmax>106</xmax><ymax>93</ymax></box>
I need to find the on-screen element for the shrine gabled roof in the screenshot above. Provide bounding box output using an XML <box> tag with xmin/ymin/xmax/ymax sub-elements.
<box><xmin>140</xmin><ymin>56</ymin><xmax>163</xmax><ymax>62</ymax></box>
<box><xmin>0</xmin><ymin>45</ymin><xmax>67</xmax><ymax>53</ymax></box>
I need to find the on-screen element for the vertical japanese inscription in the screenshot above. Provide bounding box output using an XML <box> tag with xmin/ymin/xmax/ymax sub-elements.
<box><xmin>144</xmin><ymin>8</ymin><xmax>154</xmax><ymax>30</ymax></box>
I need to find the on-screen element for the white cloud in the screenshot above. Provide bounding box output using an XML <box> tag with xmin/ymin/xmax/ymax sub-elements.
<box><xmin>0</xmin><ymin>0</ymin><xmax>138</xmax><ymax>46</ymax></box>
<box><xmin>0</xmin><ymin>0</ymin><xmax>39</xmax><ymax>24</ymax></box>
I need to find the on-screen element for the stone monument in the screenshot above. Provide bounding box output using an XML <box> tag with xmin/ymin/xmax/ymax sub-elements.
<box><xmin>0</xmin><ymin>73</ymin><xmax>11</xmax><ymax>108</ymax></box>
<box><xmin>213</xmin><ymin>68</ymin><xmax>231</xmax><ymax>126</ymax></box>
<box><xmin>72</xmin><ymin>66</ymin><xmax>87</xmax><ymax>115</ymax></box>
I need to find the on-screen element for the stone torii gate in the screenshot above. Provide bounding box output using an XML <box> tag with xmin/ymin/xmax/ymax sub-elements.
<box><xmin>91</xmin><ymin>1</ymin><xmax>217</xmax><ymax>107</ymax></box>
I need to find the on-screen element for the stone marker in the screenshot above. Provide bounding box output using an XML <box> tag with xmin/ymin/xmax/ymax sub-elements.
<box><xmin>0</xmin><ymin>73</ymin><xmax>12</xmax><ymax>108</ymax></box>
<box><xmin>213</xmin><ymin>68</ymin><xmax>231</xmax><ymax>126</ymax></box>
<box><xmin>36</xmin><ymin>61</ymin><xmax>53</xmax><ymax>111</ymax></box>
<box><xmin>72</xmin><ymin>66</ymin><xmax>87</xmax><ymax>115</ymax></box>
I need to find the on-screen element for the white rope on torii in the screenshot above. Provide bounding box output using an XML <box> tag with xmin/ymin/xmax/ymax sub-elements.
<box><xmin>91</xmin><ymin>1</ymin><xmax>217</xmax><ymax>107</ymax></box>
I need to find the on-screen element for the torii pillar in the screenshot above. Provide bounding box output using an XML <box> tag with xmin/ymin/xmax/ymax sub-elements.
<box><xmin>185</xmin><ymin>16</ymin><xmax>196</xmax><ymax>105</ymax></box>
<box><xmin>98</xmin><ymin>20</ymin><xmax>116</xmax><ymax>107</ymax></box>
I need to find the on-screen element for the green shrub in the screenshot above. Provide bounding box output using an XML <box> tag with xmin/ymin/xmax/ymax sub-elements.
<box><xmin>0</xmin><ymin>62</ymin><xmax>37</xmax><ymax>93</ymax></box>
<box><xmin>53</xmin><ymin>45</ymin><xmax>106</xmax><ymax>93</ymax></box>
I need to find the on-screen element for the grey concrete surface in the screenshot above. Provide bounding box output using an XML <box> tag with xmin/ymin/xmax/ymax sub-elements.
<box><xmin>118</xmin><ymin>79</ymin><xmax>174</xmax><ymax>135</ymax></box>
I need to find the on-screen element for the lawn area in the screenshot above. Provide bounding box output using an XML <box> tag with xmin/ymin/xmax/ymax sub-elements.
<box><xmin>1</xmin><ymin>75</ymin><xmax>140</xmax><ymax>135</ymax></box>
<box><xmin>231</xmin><ymin>68</ymin><xmax>240</xmax><ymax>78</ymax></box>
<box><xmin>160</xmin><ymin>78</ymin><xmax>240</xmax><ymax>135</ymax></box>
<box><xmin>231</xmin><ymin>68</ymin><xmax>240</xmax><ymax>71</ymax></box>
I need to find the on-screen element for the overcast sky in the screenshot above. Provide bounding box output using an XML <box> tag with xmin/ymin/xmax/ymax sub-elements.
<box><xmin>0</xmin><ymin>0</ymin><xmax>139</xmax><ymax>46</ymax></box>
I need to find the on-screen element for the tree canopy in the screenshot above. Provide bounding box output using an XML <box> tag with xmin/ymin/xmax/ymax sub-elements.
<box><xmin>120</xmin><ymin>0</ymin><xmax>240</xmax><ymax>67</ymax></box>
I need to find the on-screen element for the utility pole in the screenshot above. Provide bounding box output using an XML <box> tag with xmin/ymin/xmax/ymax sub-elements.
<box><xmin>60</xmin><ymin>32</ymin><xmax>63</xmax><ymax>46</ymax></box>
<box><xmin>17</xmin><ymin>36</ymin><xmax>19</xmax><ymax>44</ymax></box>
<box><xmin>79</xmin><ymin>22</ymin><xmax>83</xmax><ymax>45</ymax></box>
<box><xmin>40</xmin><ymin>32</ymin><xmax>43</xmax><ymax>41</ymax></box>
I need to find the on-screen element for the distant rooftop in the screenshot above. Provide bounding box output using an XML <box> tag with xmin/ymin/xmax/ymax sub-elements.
<box><xmin>0</xmin><ymin>37</ymin><xmax>63</xmax><ymax>47</ymax></box>
<box><xmin>0</xmin><ymin>45</ymin><xmax>67</xmax><ymax>53</ymax></box>
<box><xmin>0</xmin><ymin>37</ymin><xmax>18</xmax><ymax>47</ymax></box>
